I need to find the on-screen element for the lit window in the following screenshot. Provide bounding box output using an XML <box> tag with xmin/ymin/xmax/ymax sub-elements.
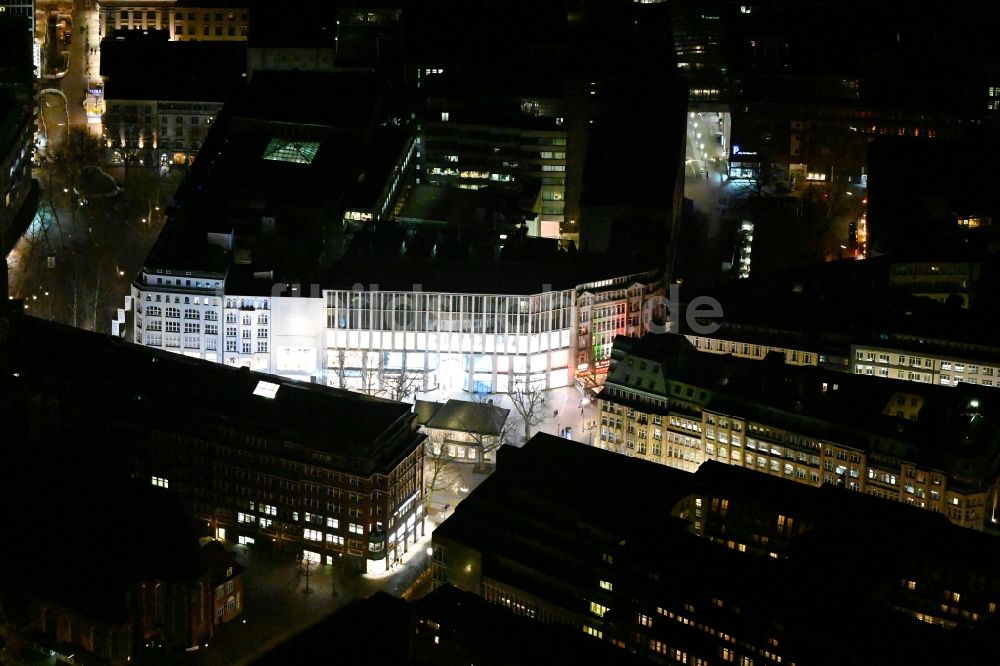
<box><xmin>589</xmin><ymin>601</ymin><xmax>609</xmax><ymax>617</ymax></box>
<box><xmin>440</xmin><ymin>112</ymin><xmax>449</xmax><ymax>122</ymax></box>
<box><xmin>151</xmin><ymin>476</ymin><xmax>169</xmax><ymax>489</ymax></box>
<box><xmin>599</xmin><ymin>580</ymin><xmax>613</xmax><ymax>591</ymax></box>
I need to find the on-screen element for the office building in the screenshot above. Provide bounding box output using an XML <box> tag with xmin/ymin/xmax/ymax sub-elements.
<box><xmin>432</xmin><ymin>434</ymin><xmax>1000</xmax><ymax>664</ymax></box>
<box><xmin>1</xmin><ymin>301</ymin><xmax>427</xmax><ymax>575</ymax></box>
<box><xmin>0</xmin><ymin>88</ymin><xmax>37</xmax><ymax>257</ymax></box>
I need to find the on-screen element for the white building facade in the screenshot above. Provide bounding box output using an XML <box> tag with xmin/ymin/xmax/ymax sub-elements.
<box><xmin>325</xmin><ymin>287</ymin><xmax>576</xmax><ymax>394</ymax></box>
<box><xmin>132</xmin><ymin>269</ymin><xmax>663</xmax><ymax>394</ymax></box>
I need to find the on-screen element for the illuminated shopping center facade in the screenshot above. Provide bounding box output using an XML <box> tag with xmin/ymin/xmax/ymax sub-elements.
<box><xmin>131</xmin><ymin>267</ymin><xmax>663</xmax><ymax>395</ymax></box>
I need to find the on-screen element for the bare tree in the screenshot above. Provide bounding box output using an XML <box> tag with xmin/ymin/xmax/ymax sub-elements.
<box><xmin>108</xmin><ymin>121</ymin><xmax>149</xmax><ymax>184</ymax></box>
<box><xmin>381</xmin><ymin>352</ymin><xmax>423</xmax><ymax>403</ymax></box>
<box><xmin>90</xmin><ymin>268</ymin><xmax>104</xmax><ymax>332</ymax></box>
<box><xmin>424</xmin><ymin>440</ymin><xmax>459</xmax><ymax>514</ymax></box>
<box><xmin>332</xmin><ymin>349</ymin><xmax>349</xmax><ymax>390</ymax></box>
<box><xmin>382</xmin><ymin>371</ymin><xmax>422</xmax><ymax>403</ymax></box>
<box><xmin>464</xmin><ymin>395</ymin><xmax>515</xmax><ymax>472</ymax></box>
<box><xmin>359</xmin><ymin>350</ymin><xmax>380</xmax><ymax>396</ymax></box>
<box><xmin>55</xmin><ymin>127</ymin><xmax>103</xmax><ymax>194</ymax></box>
<box><xmin>509</xmin><ymin>373</ymin><xmax>551</xmax><ymax>443</ymax></box>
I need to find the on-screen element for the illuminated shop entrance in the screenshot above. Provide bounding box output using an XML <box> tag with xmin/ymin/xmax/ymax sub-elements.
<box><xmin>438</xmin><ymin>354</ymin><xmax>464</xmax><ymax>392</ymax></box>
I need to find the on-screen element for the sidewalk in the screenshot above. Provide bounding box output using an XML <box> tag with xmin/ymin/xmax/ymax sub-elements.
<box><xmin>183</xmin><ymin>525</ymin><xmax>436</xmax><ymax>666</ymax></box>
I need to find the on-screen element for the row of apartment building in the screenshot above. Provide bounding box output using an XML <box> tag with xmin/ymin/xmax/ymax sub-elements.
<box><xmin>682</xmin><ymin>325</ymin><xmax>1000</xmax><ymax>390</ymax></box>
<box><xmin>597</xmin><ymin>333</ymin><xmax>1000</xmax><ymax>531</ymax></box>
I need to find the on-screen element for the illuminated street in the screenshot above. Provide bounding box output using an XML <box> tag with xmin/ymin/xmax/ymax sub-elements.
<box><xmin>683</xmin><ymin>108</ymin><xmax>738</xmax><ymax>240</ymax></box>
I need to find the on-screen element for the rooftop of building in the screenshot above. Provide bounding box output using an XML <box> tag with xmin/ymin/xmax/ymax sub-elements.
<box><xmin>434</xmin><ymin>432</ymin><xmax>1000</xmax><ymax>663</ymax></box>
<box><xmin>255</xmin><ymin>583</ymin><xmax>651</xmax><ymax>665</ymax></box>
<box><xmin>320</xmin><ymin>236</ymin><xmax>659</xmax><ymax>294</ymax></box>
<box><xmin>246</xmin><ymin>6</ymin><xmax>338</xmax><ymax>49</ymax></box>
<box><xmin>435</xmin><ymin>434</ymin><xmax>698</xmax><ymax>548</ymax></box>
<box><xmin>253</xmin><ymin>591</ymin><xmax>415</xmax><ymax>665</ymax></box>
<box><xmin>416</xmin><ymin>66</ymin><xmax>567</xmax><ymax>130</ymax></box>
<box><xmin>147</xmin><ymin>70</ymin><xmax>404</xmax><ymax>278</ymax></box>
<box><xmin>395</xmin><ymin>184</ymin><xmax>534</xmax><ymax>229</ymax></box>
<box><xmin>101</xmin><ymin>34</ymin><xmax>247</xmax><ymax>102</ymax></box>
<box><xmin>606</xmin><ymin>334</ymin><xmax>1000</xmax><ymax>482</ymax></box>
<box><xmin>2</xmin><ymin>309</ymin><xmax>420</xmax><ymax>464</ymax></box>
<box><xmin>424</xmin><ymin>399</ymin><xmax>510</xmax><ymax>436</ymax></box>
<box><xmin>413</xmin><ymin>399</ymin><xmax>445</xmax><ymax>426</ymax></box>
<box><xmin>229</xmin><ymin>68</ymin><xmax>394</xmax><ymax>128</ymax></box>
<box><xmin>201</xmin><ymin>538</ymin><xmax>245</xmax><ymax>585</ymax></box>
<box><xmin>687</xmin><ymin>257</ymin><xmax>1000</xmax><ymax>353</ymax></box>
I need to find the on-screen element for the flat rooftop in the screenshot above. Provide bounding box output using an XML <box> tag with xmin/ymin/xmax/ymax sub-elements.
<box><xmin>5</xmin><ymin>312</ymin><xmax>417</xmax><ymax>462</ymax></box>
<box><xmin>434</xmin><ymin>433</ymin><xmax>1000</xmax><ymax>662</ymax></box>
<box><xmin>101</xmin><ymin>36</ymin><xmax>246</xmax><ymax>102</ymax></box>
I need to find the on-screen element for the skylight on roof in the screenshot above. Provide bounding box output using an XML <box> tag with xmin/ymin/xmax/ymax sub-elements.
<box><xmin>253</xmin><ymin>380</ymin><xmax>281</xmax><ymax>399</ymax></box>
<box><xmin>262</xmin><ymin>138</ymin><xmax>320</xmax><ymax>164</ymax></box>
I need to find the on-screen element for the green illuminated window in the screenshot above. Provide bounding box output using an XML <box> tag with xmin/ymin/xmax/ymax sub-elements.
<box><xmin>263</xmin><ymin>138</ymin><xmax>320</xmax><ymax>164</ymax></box>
